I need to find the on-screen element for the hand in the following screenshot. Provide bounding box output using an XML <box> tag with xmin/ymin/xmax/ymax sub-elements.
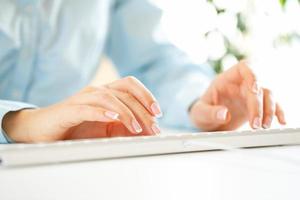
<box><xmin>189</xmin><ymin>61</ymin><xmax>286</xmax><ymax>131</ymax></box>
<box><xmin>3</xmin><ymin>76</ymin><xmax>163</xmax><ymax>143</ymax></box>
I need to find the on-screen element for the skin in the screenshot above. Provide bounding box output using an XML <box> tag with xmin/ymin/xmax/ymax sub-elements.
<box><xmin>189</xmin><ymin>61</ymin><xmax>286</xmax><ymax>131</ymax></box>
<box><xmin>3</xmin><ymin>61</ymin><xmax>286</xmax><ymax>143</ymax></box>
<box><xmin>3</xmin><ymin>76</ymin><xmax>162</xmax><ymax>142</ymax></box>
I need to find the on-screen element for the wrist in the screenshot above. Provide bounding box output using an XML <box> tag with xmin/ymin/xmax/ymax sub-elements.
<box><xmin>2</xmin><ymin>109</ymin><xmax>36</xmax><ymax>142</ymax></box>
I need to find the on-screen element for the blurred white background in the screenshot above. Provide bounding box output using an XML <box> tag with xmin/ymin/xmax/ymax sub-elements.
<box><xmin>94</xmin><ymin>0</ymin><xmax>300</xmax><ymax>129</ymax></box>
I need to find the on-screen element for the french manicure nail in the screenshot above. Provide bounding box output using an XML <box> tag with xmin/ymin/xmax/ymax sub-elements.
<box><xmin>217</xmin><ymin>108</ymin><xmax>228</xmax><ymax>121</ymax></box>
<box><xmin>253</xmin><ymin>117</ymin><xmax>261</xmax><ymax>129</ymax></box>
<box><xmin>280</xmin><ymin>114</ymin><xmax>287</xmax><ymax>125</ymax></box>
<box><xmin>150</xmin><ymin>102</ymin><xmax>163</xmax><ymax>118</ymax></box>
<box><xmin>104</xmin><ymin>111</ymin><xmax>119</xmax><ymax>120</ymax></box>
<box><xmin>132</xmin><ymin>119</ymin><xmax>142</xmax><ymax>134</ymax></box>
<box><xmin>262</xmin><ymin>117</ymin><xmax>272</xmax><ymax>129</ymax></box>
<box><xmin>151</xmin><ymin>123</ymin><xmax>161</xmax><ymax>134</ymax></box>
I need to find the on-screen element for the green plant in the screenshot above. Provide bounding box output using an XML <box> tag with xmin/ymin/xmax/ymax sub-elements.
<box><xmin>206</xmin><ymin>0</ymin><xmax>248</xmax><ymax>73</ymax></box>
<box><xmin>206</xmin><ymin>0</ymin><xmax>299</xmax><ymax>73</ymax></box>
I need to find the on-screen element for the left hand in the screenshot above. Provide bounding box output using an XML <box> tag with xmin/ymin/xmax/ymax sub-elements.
<box><xmin>189</xmin><ymin>61</ymin><xmax>286</xmax><ymax>131</ymax></box>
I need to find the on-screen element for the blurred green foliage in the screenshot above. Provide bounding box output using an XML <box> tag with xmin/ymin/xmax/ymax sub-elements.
<box><xmin>279</xmin><ymin>0</ymin><xmax>300</xmax><ymax>7</ymax></box>
<box><xmin>206</xmin><ymin>0</ymin><xmax>248</xmax><ymax>73</ymax></box>
<box><xmin>206</xmin><ymin>0</ymin><xmax>299</xmax><ymax>73</ymax></box>
<box><xmin>277</xmin><ymin>0</ymin><xmax>300</xmax><ymax>47</ymax></box>
<box><xmin>279</xmin><ymin>0</ymin><xmax>287</xmax><ymax>7</ymax></box>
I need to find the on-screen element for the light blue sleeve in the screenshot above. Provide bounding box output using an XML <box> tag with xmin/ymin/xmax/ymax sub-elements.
<box><xmin>105</xmin><ymin>0</ymin><xmax>216</xmax><ymax>130</ymax></box>
<box><xmin>0</xmin><ymin>100</ymin><xmax>36</xmax><ymax>143</ymax></box>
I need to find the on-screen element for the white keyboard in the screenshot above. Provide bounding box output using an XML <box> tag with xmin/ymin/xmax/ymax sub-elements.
<box><xmin>1</xmin><ymin>127</ymin><xmax>300</xmax><ymax>167</ymax></box>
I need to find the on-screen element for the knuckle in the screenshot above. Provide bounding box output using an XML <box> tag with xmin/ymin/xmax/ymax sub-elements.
<box><xmin>265</xmin><ymin>108</ymin><xmax>275</xmax><ymax>116</ymax></box>
<box><xmin>98</xmin><ymin>91</ymin><xmax>113</xmax><ymax>102</ymax></box>
<box><xmin>88</xmin><ymin>93</ymin><xmax>100</xmax><ymax>103</ymax></box>
<box><xmin>118</xmin><ymin>110</ymin><xmax>134</xmax><ymax>123</ymax></box>
<box><xmin>123</xmin><ymin>92</ymin><xmax>134</xmax><ymax>100</ymax></box>
<box><xmin>124</xmin><ymin>76</ymin><xmax>139</xmax><ymax>84</ymax></box>
<box><xmin>92</xmin><ymin>86</ymin><xmax>108</xmax><ymax>94</ymax></box>
<box><xmin>263</xmin><ymin>88</ymin><xmax>273</xmax><ymax>97</ymax></box>
<box><xmin>75</xmin><ymin>105</ymin><xmax>89</xmax><ymax>114</ymax></box>
<box><xmin>240</xmin><ymin>62</ymin><xmax>257</xmax><ymax>80</ymax></box>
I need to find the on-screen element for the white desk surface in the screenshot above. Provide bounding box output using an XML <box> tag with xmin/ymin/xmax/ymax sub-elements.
<box><xmin>0</xmin><ymin>145</ymin><xmax>300</xmax><ymax>200</ymax></box>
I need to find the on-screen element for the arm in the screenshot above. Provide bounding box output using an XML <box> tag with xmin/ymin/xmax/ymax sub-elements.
<box><xmin>1</xmin><ymin>79</ymin><xmax>164</xmax><ymax>143</ymax></box>
<box><xmin>105</xmin><ymin>0</ymin><xmax>215</xmax><ymax>130</ymax></box>
<box><xmin>0</xmin><ymin>100</ymin><xmax>36</xmax><ymax>143</ymax></box>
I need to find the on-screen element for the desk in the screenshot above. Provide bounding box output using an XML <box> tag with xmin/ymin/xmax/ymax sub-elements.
<box><xmin>0</xmin><ymin>145</ymin><xmax>300</xmax><ymax>200</ymax></box>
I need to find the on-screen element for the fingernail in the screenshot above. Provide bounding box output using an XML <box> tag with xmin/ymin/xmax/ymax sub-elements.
<box><xmin>104</xmin><ymin>111</ymin><xmax>119</xmax><ymax>120</ymax></box>
<box><xmin>132</xmin><ymin>119</ymin><xmax>142</xmax><ymax>134</ymax></box>
<box><xmin>151</xmin><ymin>123</ymin><xmax>161</xmax><ymax>135</ymax></box>
<box><xmin>253</xmin><ymin>117</ymin><xmax>261</xmax><ymax>129</ymax></box>
<box><xmin>252</xmin><ymin>82</ymin><xmax>259</xmax><ymax>94</ymax></box>
<box><xmin>280</xmin><ymin>114</ymin><xmax>287</xmax><ymax>125</ymax></box>
<box><xmin>150</xmin><ymin>102</ymin><xmax>163</xmax><ymax>118</ymax></box>
<box><xmin>217</xmin><ymin>108</ymin><xmax>228</xmax><ymax>121</ymax></box>
<box><xmin>262</xmin><ymin>117</ymin><xmax>272</xmax><ymax>129</ymax></box>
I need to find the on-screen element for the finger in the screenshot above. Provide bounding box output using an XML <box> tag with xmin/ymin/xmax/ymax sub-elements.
<box><xmin>190</xmin><ymin>100</ymin><xmax>230</xmax><ymax>131</ymax></box>
<box><xmin>73</xmin><ymin>90</ymin><xmax>143</xmax><ymax>134</ymax></box>
<box><xmin>107</xmin><ymin>122</ymin><xmax>150</xmax><ymax>137</ymax></box>
<box><xmin>246</xmin><ymin>87</ymin><xmax>264</xmax><ymax>129</ymax></box>
<box><xmin>228</xmin><ymin>62</ymin><xmax>265</xmax><ymax>129</ymax></box>
<box><xmin>108</xmin><ymin>122</ymin><xmax>134</xmax><ymax>137</ymax></box>
<box><xmin>262</xmin><ymin>89</ymin><xmax>275</xmax><ymax>129</ymax></box>
<box><xmin>275</xmin><ymin>103</ymin><xmax>286</xmax><ymax>125</ymax></box>
<box><xmin>224</xmin><ymin>61</ymin><xmax>258</xmax><ymax>94</ymax></box>
<box><xmin>111</xmin><ymin>90</ymin><xmax>160</xmax><ymax>135</ymax></box>
<box><xmin>106</xmin><ymin>76</ymin><xmax>163</xmax><ymax>117</ymax></box>
<box><xmin>67</xmin><ymin>105</ymin><xmax>119</xmax><ymax>126</ymax></box>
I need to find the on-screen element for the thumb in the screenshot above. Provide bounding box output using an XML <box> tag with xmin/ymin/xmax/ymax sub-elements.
<box><xmin>190</xmin><ymin>101</ymin><xmax>230</xmax><ymax>130</ymax></box>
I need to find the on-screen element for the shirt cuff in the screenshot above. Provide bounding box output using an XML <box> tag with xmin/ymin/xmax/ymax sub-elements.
<box><xmin>0</xmin><ymin>100</ymin><xmax>37</xmax><ymax>144</ymax></box>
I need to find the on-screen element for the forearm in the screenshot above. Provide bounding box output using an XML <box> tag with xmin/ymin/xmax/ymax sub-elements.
<box><xmin>0</xmin><ymin>100</ymin><xmax>37</xmax><ymax>143</ymax></box>
<box><xmin>2</xmin><ymin>109</ymin><xmax>37</xmax><ymax>143</ymax></box>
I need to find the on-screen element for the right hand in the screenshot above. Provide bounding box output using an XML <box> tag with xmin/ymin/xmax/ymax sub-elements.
<box><xmin>3</xmin><ymin>76</ymin><xmax>163</xmax><ymax>143</ymax></box>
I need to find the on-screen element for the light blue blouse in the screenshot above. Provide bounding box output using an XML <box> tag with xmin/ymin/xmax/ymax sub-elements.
<box><xmin>0</xmin><ymin>0</ymin><xmax>215</xmax><ymax>143</ymax></box>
